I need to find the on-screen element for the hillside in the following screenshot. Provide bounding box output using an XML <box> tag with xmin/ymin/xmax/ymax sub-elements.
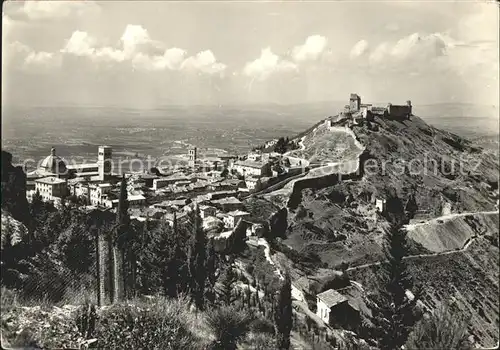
<box><xmin>245</xmin><ymin>111</ymin><xmax>499</xmax><ymax>347</ymax></box>
<box><xmin>268</xmin><ymin>114</ymin><xmax>499</xmax><ymax>268</ymax></box>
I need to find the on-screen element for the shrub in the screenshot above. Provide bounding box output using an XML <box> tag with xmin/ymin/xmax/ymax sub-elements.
<box><xmin>95</xmin><ymin>297</ymin><xmax>199</xmax><ymax>349</ymax></box>
<box><xmin>206</xmin><ymin>305</ymin><xmax>254</xmax><ymax>350</ymax></box>
<box><xmin>249</xmin><ymin>316</ymin><xmax>275</xmax><ymax>334</ymax></box>
<box><xmin>406</xmin><ymin>302</ymin><xmax>472</xmax><ymax>350</ymax></box>
<box><xmin>245</xmin><ymin>332</ymin><xmax>277</xmax><ymax>349</ymax></box>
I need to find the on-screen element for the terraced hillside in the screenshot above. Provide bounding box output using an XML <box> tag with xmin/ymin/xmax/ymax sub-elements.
<box><xmin>244</xmin><ymin>111</ymin><xmax>499</xmax><ymax>347</ymax></box>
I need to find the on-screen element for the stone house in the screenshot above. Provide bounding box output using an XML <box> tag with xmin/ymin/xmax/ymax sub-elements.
<box><xmin>316</xmin><ymin>289</ymin><xmax>358</xmax><ymax>326</ymax></box>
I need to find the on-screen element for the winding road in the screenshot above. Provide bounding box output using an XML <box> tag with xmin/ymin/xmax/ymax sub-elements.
<box><xmin>347</xmin><ymin>210</ymin><xmax>499</xmax><ymax>272</ymax></box>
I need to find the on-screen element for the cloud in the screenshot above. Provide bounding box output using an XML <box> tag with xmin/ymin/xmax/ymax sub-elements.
<box><xmin>369</xmin><ymin>42</ymin><xmax>389</xmax><ymax>63</ymax></box>
<box><xmin>243</xmin><ymin>48</ymin><xmax>298</xmax><ymax>81</ymax></box>
<box><xmin>350</xmin><ymin>40</ymin><xmax>369</xmax><ymax>59</ymax></box>
<box><xmin>121</xmin><ymin>24</ymin><xmax>163</xmax><ymax>58</ymax></box>
<box><xmin>390</xmin><ymin>33</ymin><xmax>447</xmax><ymax>60</ymax></box>
<box><xmin>367</xmin><ymin>33</ymin><xmax>448</xmax><ymax>64</ymax></box>
<box><xmin>292</xmin><ymin>35</ymin><xmax>328</xmax><ymax>62</ymax></box>
<box><xmin>4</xmin><ymin>41</ymin><xmax>60</xmax><ymax>70</ymax></box>
<box><xmin>61</xmin><ymin>31</ymin><xmax>96</xmax><ymax>57</ymax></box>
<box><xmin>180</xmin><ymin>50</ymin><xmax>226</xmax><ymax>75</ymax></box>
<box><xmin>132</xmin><ymin>48</ymin><xmax>186</xmax><ymax>71</ymax></box>
<box><xmin>16</xmin><ymin>0</ymin><xmax>100</xmax><ymax>20</ymax></box>
<box><xmin>24</xmin><ymin>51</ymin><xmax>61</xmax><ymax>68</ymax></box>
<box><xmin>58</xmin><ymin>25</ymin><xmax>226</xmax><ymax>75</ymax></box>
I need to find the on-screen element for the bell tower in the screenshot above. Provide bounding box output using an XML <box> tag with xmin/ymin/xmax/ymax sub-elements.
<box><xmin>188</xmin><ymin>147</ymin><xmax>197</xmax><ymax>168</ymax></box>
<box><xmin>98</xmin><ymin>146</ymin><xmax>112</xmax><ymax>181</ymax></box>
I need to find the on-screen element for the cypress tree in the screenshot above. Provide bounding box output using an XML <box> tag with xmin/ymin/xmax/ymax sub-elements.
<box><xmin>187</xmin><ymin>204</ymin><xmax>207</xmax><ymax>310</ymax></box>
<box><xmin>373</xmin><ymin>190</ymin><xmax>418</xmax><ymax>350</ymax></box>
<box><xmin>112</xmin><ymin>175</ymin><xmax>129</xmax><ymax>302</ymax></box>
<box><xmin>217</xmin><ymin>265</ymin><xmax>236</xmax><ymax>305</ymax></box>
<box><xmin>274</xmin><ymin>272</ymin><xmax>293</xmax><ymax>350</ymax></box>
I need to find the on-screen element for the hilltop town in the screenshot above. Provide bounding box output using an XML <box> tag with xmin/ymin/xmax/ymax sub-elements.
<box><xmin>21</xmin><ymin>94</ymin><xmax>417</xmax><ymax>241</ymax></box>
<box><xmin>2</xmin><ymin>93</ymin><xmax>499</xmax><ymax>349</ymax></box>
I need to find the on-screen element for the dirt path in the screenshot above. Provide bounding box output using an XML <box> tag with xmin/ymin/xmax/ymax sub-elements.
<box><xmin>347</xmin><ymin>210</ymin><xmax>499</xmax><ymax>272</ymax></box>
<box><xmin>404</xmin><ymin>210</ymin><xmax>499</xmax><ymax>231</ymax></box>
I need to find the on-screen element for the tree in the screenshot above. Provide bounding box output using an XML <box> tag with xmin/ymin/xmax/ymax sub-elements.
<box><xmin>187</xmin><ymin>204</ymin><xmax>207</xmax><ymax>310</ymax></box>
<box><xmin>221</xmin><ymin>167</ymin><xmax>229</xmax><ymax>178</ymax></box>
<box><xmin>111</xmin><ymin>176</ymin><xmax>129</xmax><ymax>302</ymax></box>
<box><xmin>205</xmin><ymin>239</ymin><xmax>218</xmax><ymax>304</ymax></box>
<box><xmin>206</xmin><ymin>306</ymin><xmax>253</xmax><ymax>350</ymax></box>
<box><xmin>406</xmin><ymin>302</ymin><xmax>472</xmax><ymax>350</ymax></box>
<box><xmin>274</xmin><ymin>272</ymin><xmax>293</xmax><ymax>350</ymax></box>
<box><xmin>217</xmin><ymin>266</ymin><xmax>236</xmax><ymax>305</ymax></box>
<box><xmin>372</xmin><ymin>191</ymin><xmax>418</xmax><ymax>350</ymax></box>
<box><xmin>274</xmin><ymin>137</ymin><xmax>287</xmax><ymax>154</ymax></box>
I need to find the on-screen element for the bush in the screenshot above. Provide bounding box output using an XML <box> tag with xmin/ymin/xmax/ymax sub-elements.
<box><xmin>206</xmin><ymin>305</ymin><xmax>254</xmax><ymax>350</ymax></box>
<box><xmin>245</xmin><ymin>332</ymin><xmax>277</xmax><ymax>349</ymax></box>
<box><xmin>406</xmin><ymin>302</ymin><xmax>472</xmax><ymax>350</ymax></box>
<box><xmin>249</xmin><ymin>316</ymin><xmax>275</xmax><ymax>334</ymax></box>
<box><xmin>95</xmin><ymin>297</ymin><xmax>200</xmax><ymax>349</ymax></box>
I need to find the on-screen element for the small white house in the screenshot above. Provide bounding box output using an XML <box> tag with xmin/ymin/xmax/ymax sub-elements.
<box><xmin>375</xmin><ymin>198</ymin><xmax>387</xmax><ymax>213</ymax></box>
<box><xmin>316</xmin><ymin>289</ymin><xmax>348</xmax><ymax>325</ymax></box>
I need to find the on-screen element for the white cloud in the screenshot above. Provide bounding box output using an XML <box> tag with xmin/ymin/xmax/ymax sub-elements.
<box><xmin>292</xmin><ymin>35</ymin><xmax>328</xmax><ymax>62</ymax></box>
<box><xmin>369</xmin><ymin>42</ymin><xmax>389</xmax><ymax>63</ymax></box>
<box><xmin>120</xmin><ymin>24</ymin><xmax>163</xmax><ymax>58</ymax></box>
<box><xmin>18</xmin><ymin>0</ymin><xmax>100</xmax><ymax>20</ymax></box>
<box><xmin>132</xmin><ymin>48</ymin><xmax>187</xmax><ymax>71</ymax></box>
<box><xmin>24</xmin><ymin>51</ymin><xmax>61</xmax><ymax>68</ymax></box>
<box><xmin>61</xmin><ymin>31</ymin><xmax>96</xmax><ymax>57</ymax></box>
<box><xmin>350</xmin><ymin>40</ymin><xmax>369</xmax><ymax>59</ymax></box>
<box><xmin>390</xmin><ymin>32</ymin><xmax>447</xmax><ymax>60</ymax></box>
<box><xmin>3</xmin><ymin>41</ymin><xmax>60</xmax><ymax>70</ymax></box>
<box><xmin>58</xmin><ymin>26</ymin><xmax>226</xmax><ymax>75</ymax></box>
<box><xmin>367</xmin><ymin>33</ymin><xmax>448</xmax><ymax>64</ymax></box>
<box><xmin>243</xmin><ymin>48</ymin><xmax>298</xmax><ymax>80</ymax></box>
<box><xmin>180</xmin><ymin>50</ymin><xmax>226</xmax><ymax>75</ymax></box>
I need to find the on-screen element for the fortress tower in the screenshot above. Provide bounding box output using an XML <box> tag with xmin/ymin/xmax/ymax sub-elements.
<box><xmin>349</xmin><ymin>93</ymin><xmax>361</xmax><ymax>111</ymax></box>
<box><xmin>97</xmin><ymin>146</ymin><xmax>112</xmax><ymax>181</ymax></box>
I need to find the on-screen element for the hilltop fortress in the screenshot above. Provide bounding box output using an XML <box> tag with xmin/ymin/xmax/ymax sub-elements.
<box><xmin>343</xmin><ymin>93</ymin><xmax>412</xmax><ymax>121</ymax></box>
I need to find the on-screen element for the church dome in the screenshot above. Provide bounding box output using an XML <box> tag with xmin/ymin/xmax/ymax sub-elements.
<box><xmin>39</xmin><ymin>147</ymin><xmax>67</xmax><ymax>175</ymax></box>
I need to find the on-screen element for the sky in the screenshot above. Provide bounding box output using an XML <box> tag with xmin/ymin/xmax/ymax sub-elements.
<box><xmin>2</xmin><ymin>0</ymin><xmax>499</xmax><ymax>108</ymax></box>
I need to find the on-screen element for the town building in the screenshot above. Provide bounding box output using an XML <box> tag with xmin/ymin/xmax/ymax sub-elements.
<box><xmin>211</xmin><ymin>196</ymin><xmax>244</xmax><ymax>212</ymax></box>
<box><xmin>247</xmin><ymin>153</ymin><xmax>262</xmax><ymax>162</ymax></box>
<box><xmin>34</xmin><ymin>176</ymin><xmax>68</xmax><ymax>202</ymax></box>
<box><xmin>223</xmin><ymin>210</ymin><xmax>250</xmax><ymax>228</ymax></box>
<box><xmin>104</xmin><ymin>193</ymin><xmax>146</xmax><ymax>209</ymax></box>
<box><xmin>199</xmin><ymin>205</ymin><xmax>217</xmax><ymax>219</ymax></box>
<box><xmin>209</xmin><ymin>190</ymin><xmax>238</xmax><ymax>201</ymax></box>
<box><xmin>152</xmin><ymin>173</ymin><xmax>193</xmax><ymax>190</ymax></box>
<box><xmin>265</xmin><ymin>139</ymin><xmax>278</xmax><ymax>149</ymax></box>
<box><xmin>28</xmin><ymin>146</ymin><xmax>114</xmax><ymax>182</ymax></box>
<box><xmin>245</xmin><ymin>177</ymin><xmax>262</xmax><ymax>191</ymax></box>
<box><xmin>89</xmin><ymin>183</ymin><xmax>113</xmax><ymax>207</ymax></box>
<box><xmin>231</xmin><ymin>160</ymin><xmax>271</xmax><ymax>178</ymax></box>
<box><xmin>28</xmin><ymin>147</ymin><xmax>68</xmax><ymax>179</ymax></box>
